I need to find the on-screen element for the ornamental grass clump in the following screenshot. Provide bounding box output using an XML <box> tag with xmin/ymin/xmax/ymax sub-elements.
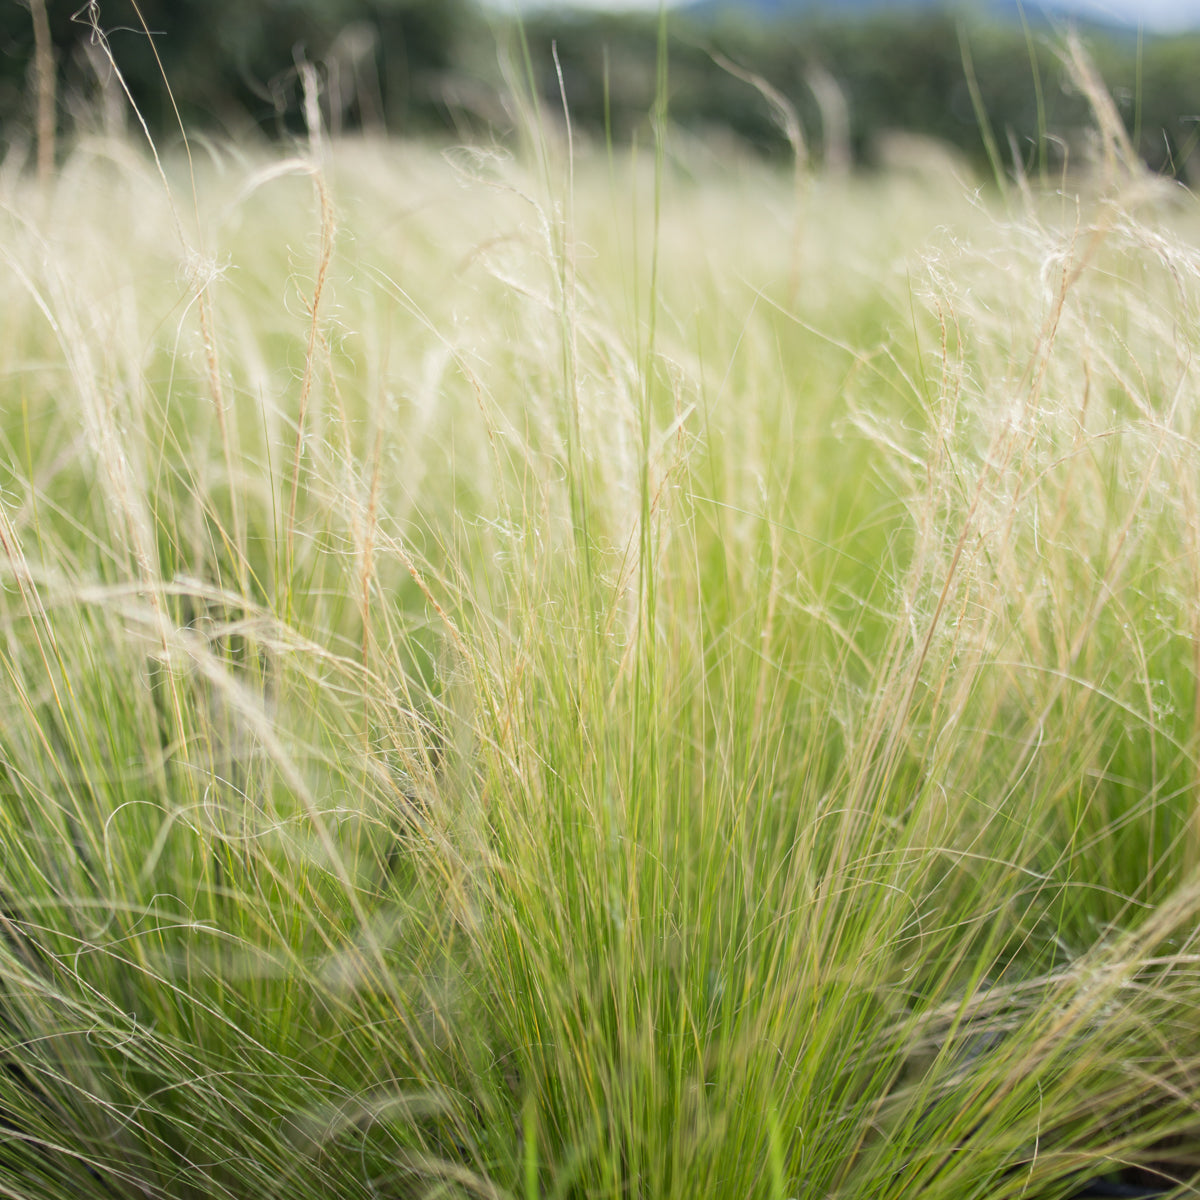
<box><xmin>0</xmin><ymin>32</ymin><xmax>1198</xmax><ymax>1200</ymax></box>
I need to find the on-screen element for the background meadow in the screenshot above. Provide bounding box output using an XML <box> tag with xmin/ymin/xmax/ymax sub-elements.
<box><xmin>1</xmin><ymin>14</ymin><xmax>1200</xmax><ymax>1200</ymax></box>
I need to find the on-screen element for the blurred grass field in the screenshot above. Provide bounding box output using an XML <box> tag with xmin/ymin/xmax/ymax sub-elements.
<box><xmin>1</xmin><ymin>31</ymin><xmax>1200</xmax><ymax>1200</ymax></box>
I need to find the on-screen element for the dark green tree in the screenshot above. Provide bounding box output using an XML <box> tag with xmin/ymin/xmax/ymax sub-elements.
<box><xmin>0</xmin><ymin>0</ymin><xmax>478</xmax><ymax>149</ymax></box>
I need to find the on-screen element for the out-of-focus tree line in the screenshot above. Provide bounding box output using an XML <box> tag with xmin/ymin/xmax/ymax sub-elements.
<box><xmin>517</xmin><ymin>9</ymin><xmax>1200</xmax><ymax>179</ymax></box>
<box><xmin>1</xmin><ymin>0</ymin><xmax>476</xmax><ymax>144</ymax></box>
<box><xmin>3</xmin><ymin>0</ymin><xmax>1198</xmax><ymax>179</ymax></box>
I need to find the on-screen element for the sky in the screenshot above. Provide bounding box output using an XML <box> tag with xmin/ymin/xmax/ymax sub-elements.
<box><xmin>1041</xmin><ymin>0</ymin><xmax>1200</xmax><ymax>25</ymax></box>
<box><xmin>1067</xmin><ymin>0</ymin><xmax>1200</xmax><ymax>25</ymax></box>
<box><xmin>492</xmin><ymin>0</ymin><xmax>1200</xmax><ymax>33</ymax></box>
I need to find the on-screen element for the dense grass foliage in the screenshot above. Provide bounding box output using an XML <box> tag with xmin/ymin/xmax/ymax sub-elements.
<box><xmin>1</xmin><ymin>98</ymin><xmax>1200</xmax><ymax>1198</ymax></box>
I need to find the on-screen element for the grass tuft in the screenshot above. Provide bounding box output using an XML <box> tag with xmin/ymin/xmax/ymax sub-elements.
<box><xmin>0</xmin><ymin>35</ymin><xmax>1199</xmax><ymax>1200</ymax></box>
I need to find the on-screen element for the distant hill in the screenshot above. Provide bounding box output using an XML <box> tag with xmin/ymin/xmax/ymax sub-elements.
<box><xmin>682</xmin><ymin>0</ymin><xmax>942</xmax><ymax>16</ymax></box>
<box><xmin>677</xmin><ymin>0</ymin><xmax>1139</xmax><ymax>32</ymax></box>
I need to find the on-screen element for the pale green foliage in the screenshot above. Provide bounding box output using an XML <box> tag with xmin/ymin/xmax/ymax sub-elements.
<box><xmin>0</xmin><ymin>116</ymin><xmax>1198</xmax><ymax>1200</ymax></box>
